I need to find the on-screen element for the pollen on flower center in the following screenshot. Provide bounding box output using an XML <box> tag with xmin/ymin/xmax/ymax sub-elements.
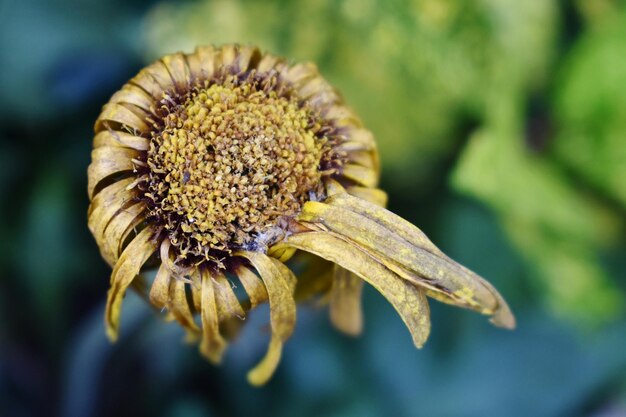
<box><xmin>145</xmin><ymin>77</ymin><xmax>326</xmax><ymax>260</ymax></box>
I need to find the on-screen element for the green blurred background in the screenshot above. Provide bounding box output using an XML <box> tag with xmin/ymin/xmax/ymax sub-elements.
<box><xmin>1</xmin><ymin>0</ymin><xmax>625</xmax><ymax>416</ymax></box>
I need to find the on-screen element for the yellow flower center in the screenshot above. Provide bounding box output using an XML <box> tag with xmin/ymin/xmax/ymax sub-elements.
<box><xmin>145</xmin><ymin>78</ymin><xmax>326</xmax><ymax>259</ymax></box>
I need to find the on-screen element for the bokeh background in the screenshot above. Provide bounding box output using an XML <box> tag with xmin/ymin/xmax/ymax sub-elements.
<box><xmin>1</xmin><ymin>0</ymin><xmax>626</xmax><ymax>416</ymax></box>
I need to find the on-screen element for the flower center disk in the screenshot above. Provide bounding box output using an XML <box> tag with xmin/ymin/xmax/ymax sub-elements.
<box><xmin>146</xmin><ymin>78</ymin><xmax>325</xmax><ymax>260</ymax></box>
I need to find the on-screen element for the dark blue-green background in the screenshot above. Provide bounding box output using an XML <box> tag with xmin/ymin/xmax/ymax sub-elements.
<box><xmin>1</xmin><ymin>0</ymin><xmax>625</xmax><ymax>416</ymax></box>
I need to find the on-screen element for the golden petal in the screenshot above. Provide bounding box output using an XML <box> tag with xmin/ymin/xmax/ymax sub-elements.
<box><xmin>220</xmin><ymin>44</ymin><xmax>238</xmax><ymax>67</ymax></box>
<box><xmin>247</xmin><ymin>335</ymin><xmax>283</xmax><ymax>386</ymax></box>
<box><xmin>213</xmin><ymin>272</ymin><xmax>245</xmax><ymax>321</ymax></box>
<box><xmin>346</xmin><ymin>185</ymin><xmax>388</xmax><ymax>207</ymax></box>
<box><xmin>274</xmin><ymin>231</ymin><xmax>431</xmax><ymax>348</ymax></box>
<box><xmin>161</xmin><ymin>53</ymin><xmax>192</xmax><ymax>93</ymax></box>
<box><xmin>167</xmin><ymin>276</ymin><xmax>201</xmax><ymax>339</ymax></box>
<box><xmin>101</xmin><ymin>202</ymin><xmax>144</xmax><ymax>266</ymax></box>
<box><xmin>236</xmin><ymin>251</ymin><xmax>296</xmax><ymax>385</ymax></box>
<box><xmin>149</xmin><ymin>261</ymin><xmax>171</xmax><ymax>309</ymax></box>
<box><xmin>341</xmin><ymin>164</ymin><xmax>378</xmax><ymax>188</ymax></box>
<box><xmin>232</xmin><ymin>45</ymin><xmax>261</xmax><ymax>73</ymax></box>
<box><xmin>93</xmin><ymin>130</ymin><xmax>149</xmax><ymax>151</ymax></box>
<box><xmin>189</xmin><ymin>45</ymin><xmax>218</xmax><ymax>81</ymax></box>
<box><xmin>347</xmin><ymin>149</ymin><xmax>379</xmax><ymax>171</ymax></box>
<box><xmin>109</xmin><ymin>85</ymin><xmax>155</xmax><ymax>114</ymax></box>
<box><xmin>94</xmin><ymin>103</ymin><xmax>150</xmax><ymax>133</ymax></box>
<box><xmin>105</xmin><ymin>226</ymin><xmax>158</xmax><ymax>341</ymax></box>
<box><xmin>88</xmin><ymin>177</ymin><xmax>134</xmax><ymax>226</ymax></box>
<box><xmin>299</xmin><ymin>195</ymin><xmax>515</xmax><ymax>328</ymax></box>
<box><xmin>235</xmin><ymin>251</ymin><xmax>296</xmax><ymax>341</ymax></box>
<box><xmin>87</xmin><ymin>146</ymin><xmax>140</xmax><ymax>199</ymax></box>
<box><xmin>130</xmin><ymin>63</ymin><xmax>172</xmax><ymax>99</ymax></box>
<box><xmin>282</xmin><ymin>62</ymin><xmax>318</xmax><ymax>89</ymax></box>
<box><xmin>256</xmin><ymin>54</ymin><xmax>285</xmax><ymax>73</ymax></box>
<box><xmin>234</xmin><ymin>265</ymin><xmax>268</xmax><ymax>309</ymax></box>
<box><xmin>200</xmin><ymin>268</ymin><xmax>227</xmax><ymax>363</ymax></box>
<box><xmin>330</xmin><ymin>265</ymin><xmax>364</xmax><ymax>336</ymax></box>
<box><xmin>323</xmin><ymin>105</ymin><xmax>362</xmax><ymax>128</ymax></box>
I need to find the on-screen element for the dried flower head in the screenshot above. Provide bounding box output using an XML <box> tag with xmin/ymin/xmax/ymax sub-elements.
<box><xmin>88</xmin><ymin>44</ymin><xmax>514</xmax><ymax>385</ymax></box>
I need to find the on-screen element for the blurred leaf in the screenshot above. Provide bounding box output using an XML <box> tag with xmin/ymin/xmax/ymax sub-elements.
<box><xmin>452</xmin><ymin>125</ymin><xmax>623</xmax><ymax>322</ymax></box>
<box><xmin>552</xmin><ymin>8</ymin><xmax>626</xmax><ymax>209</ymax></box>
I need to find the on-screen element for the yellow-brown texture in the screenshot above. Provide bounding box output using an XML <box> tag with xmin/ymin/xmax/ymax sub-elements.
<box><xmin>87</xmin><ymin>44</ymin><xmax>514</xmax><ymax>387</ymax></box>
<box><xmin>145</xmin><ymin>78</ymin><xmax>325</xmax><ymax>258</ymax></box>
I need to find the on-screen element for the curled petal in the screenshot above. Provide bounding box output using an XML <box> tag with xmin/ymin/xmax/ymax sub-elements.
<box><xmin>93</xmin><ymin>130</ymin><xmax>149</xmax><ymax>151</ymax></box>
<box><xmin>273</xmin><ymin>232</ymin><xmax>431</xmax><ymax>348</ymax></box>
<box><xmin>87</xmin><ymin>147</ymin><xmax>140</xmax><ymax>198</ymax></box>
<box><xmin>109</xmin><ymin>85</ymin><xmax>155</xmax><ymax>115</ymax></box>
<box><xmin>105</xmin><ymin>227</ymin><xmax>158</xmax><ymax>341</ymax></box>
<box><xmin>94</xmin><ymin>103</ymin><xmax>150</xmax><ymax>133</ymax></box>
<box><xmin>101</xmin><ymin>202</ymin><xmax>144</xmax><ymax>266</ymax></box>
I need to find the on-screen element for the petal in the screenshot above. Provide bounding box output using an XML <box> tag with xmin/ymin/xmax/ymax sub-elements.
<box><xmin>299</xmin><ymin>195</ymin><xmax>515</xmax><ymax>328</ymax></box>
<box><xmin>247</xmin><ymin>335</ymin><xmax>282</xmax><ymax>387</ymax></box>
<box><xmin>87</xmin><ymin>146</ymin><xmax>140</xmax><ymax>199</ymax></box>
<box><xmin>130</xmin><ymin>63</ymin><xmax>172</xmax><ymax>100</ymax></box>
<box><xmin>330</xmin><ymin>266</ymin><xmax>364</xmax><ymax>336</ymax></box>
<box><xmin>274</xmin><ymin>231</ymin><xmax>431</xmax><ymax>348</ymax></box>
<box><xmin>109</xmin><ymin>85</ymin><xmax>155</xmax><ymax>114</ymax></box>
<box><xmin>161</xmin><ymin>53</ymin><xmax>192</xmax><ymax>93</ymax></box>
<box><xmin>149</xmin><ymin>261</ymin><xmax>171</xmax><ymax>309</ymax></box>
<box><xmin>167</xmin><ymin>275</ymin><xmax>201</xmax><ymax>339</ymax></box>
<box><xmin>200</xmin><ymin>268</ymin><xmax>227</xmax><ymax>363</ymax></box>
<box><xmin>234</xmin><ymin>264</ymin><xmax>268</xmax><ymax>309</ymax></box>
<box><xmin>232</xmin><ymin>45</ymin><xmax>261</xmax><ymax>73</ymax></box>
<box><xmin>93</xmin><ymin>130</ymin><xmax>149</xmax><ymax>151</ymax></box>
<box><xmin>212</xmin><ymin>272</ymin><xmax>245</xmax><ymax>321</ymax></box>
<box><xmin>340</xmin><ymin>164</ymin><xmax>378</xmax><ymax>188</ymax></box>
<box><xmin>105</xmin><ymin>226</ymin><xmax>158</xmax><ymax>341</ymax></box>
<box><xmin>188</xmin><ymin>45</ymin><xmax>219</xmax><ymax>81</ymax></box>
<box><xmin>101</xmin><ymin>202</ymin><xmax>145</xmax><ymax>265</ymax></box>
<box><xmin>236</xmin><ymin>251</ymin><xmax>296</xmax><ymax>385</ymax></box>
<box><xmin>346</xmin><ymin>186</ymin><xmax>388</xmax><ymax>207</ymax></box>
<box><xmin>94</xmin><ymin>103</ymin><xmax>150</xmax><ymax>133</ymax></box>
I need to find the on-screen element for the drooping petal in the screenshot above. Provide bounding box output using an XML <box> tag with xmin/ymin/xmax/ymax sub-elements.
<box><xmin>212</xmin><ymin>272</ymin><xmax>245</xmax><ymax>321</ymax></box>
<box><xmin>167</xmin><ymin>275</ymin><xmax>201</xmax><ymax>340</ymax></box>
<box><xmin>199</xmin><ymin>268</ymin><xmax>227</xmax><ymax>363</ymax></box>
<box><xmin>330</xmin><ymin>265</ymin><xmax>364</xmax><ymax>336</ymax></box>
<box><xmin>327</xmin><ymin>194</ymin><xmax>515</xmax><ymax>329</ymax></box>
<box><xmin>297</xmin><ymin>194</ymin><xmax>515</xmax><ymax>328</ymax></box>
<box><xmin>234</xmin><ymin>265</ymin><xmax>269</xmax><ymax>310</ymax></box>
<box><xmin>105</xmin><ymin>226</ymin><xmax>158</xmax><ymax>341</ymax></box>
<box><xmin>149</xmin><ymin>261</ymin><xmax>171</xmax><ymax>309</ymax></box>
<box><xmin>236</xmin><ymin>251</ymin><xmax>296</xmax><ymax>386</ymax></box>
<box><xmin>272</xmin><ymin>231</ymin><xmax>431</xmax><ymax>348</ymax></box>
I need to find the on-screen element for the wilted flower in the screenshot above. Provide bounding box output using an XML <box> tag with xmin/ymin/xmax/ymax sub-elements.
<box><xmin>87</xmin><ymin>44</ymin><xmax>514</xmax><ymax>385</ymax></box>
